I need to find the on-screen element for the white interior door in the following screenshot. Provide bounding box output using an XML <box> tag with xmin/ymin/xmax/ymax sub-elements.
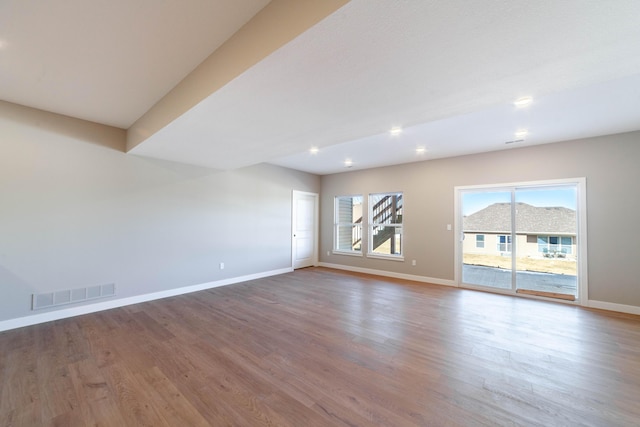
<box><xmin>292</xmin><ymin>191</ymin><xmax>318</xmax><ymax>269</ymax></box>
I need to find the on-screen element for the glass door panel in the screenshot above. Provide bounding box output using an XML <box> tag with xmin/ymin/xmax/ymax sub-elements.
<box><xmin>514</xmin><ymin>187</ymin><xmax>578</xmax><ymax>299</ymax></box>
<box><xmin>461</xmin><ymin>190</ymin><xmax>513</xmax><ymax>290</ymax></box>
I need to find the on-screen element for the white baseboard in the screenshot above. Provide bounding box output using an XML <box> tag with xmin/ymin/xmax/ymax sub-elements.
<box><xmin>0</xmin><ymin>267</ymin><xmax>292</xmax><ymax>332</ymax></box>
<box><xmin>586</xmin><ymin>300</ymin><xmax>640</xmax><ymax>316</ymax></box>
<box><xmin>318</xmin><ymin>262</ymin><xmax>457</xmax><ymax>287</ymax></box>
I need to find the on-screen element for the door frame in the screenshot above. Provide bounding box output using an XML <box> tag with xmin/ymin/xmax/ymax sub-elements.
<box><xmin>454</xmin><ymin>178</ymin><xmax>588</xmax><ymax>305</ymax></box>
<box><xmin>292</xmin><ymin>190</ymin><xmax>319</xmax><ymax>269</ymax></box>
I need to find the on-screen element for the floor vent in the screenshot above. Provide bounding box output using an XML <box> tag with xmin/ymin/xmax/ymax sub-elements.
<box><xmin>32</xmin><ymin>283</ymin><xmax>116</xmax><ymax>310</ymax></box>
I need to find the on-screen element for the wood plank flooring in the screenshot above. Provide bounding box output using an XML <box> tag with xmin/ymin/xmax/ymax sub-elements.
<box><xmin>1</xmin><ymin>267</ymin><xmax>640</xmax><ymax>426</ymax></box>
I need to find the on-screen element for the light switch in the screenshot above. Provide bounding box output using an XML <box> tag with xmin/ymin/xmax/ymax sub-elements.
<box><xmin>447</xmin><ymin>224</ymin><xmax>452</xmax><ymax>231</ymax></box>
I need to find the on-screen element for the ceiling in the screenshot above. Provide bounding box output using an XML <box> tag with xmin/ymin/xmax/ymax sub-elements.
<box><xmin>2</xmin><ymin>0</ymin><xmax>640</xmax><ymax>175</ymax></box>
<box><xmin>0</xmin><ymin>0</ymin><xmax>270</xmax><ymax>128</ymax></box>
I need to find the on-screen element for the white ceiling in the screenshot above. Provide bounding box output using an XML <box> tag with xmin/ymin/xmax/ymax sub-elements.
<box><xmin>3</xmin><ymin>1</ymin><xmax>640</xmax><ymax>175</ymax></box>
<box><xmin>271</xmin><ymin>73</ymin><xmax>640</xmax><ymax>174</ymax></box>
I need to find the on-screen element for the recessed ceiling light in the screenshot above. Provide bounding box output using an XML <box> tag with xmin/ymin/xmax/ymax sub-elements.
<box><xmin>513</xmin><ymin>96</ymin><xmax>533</xmax><ymax>108</ymax></box>
<box><xmin>344</xmin><ymin>159</ymin><xmax>353</xmax><ymax>168</ymax></box>
<box><xmin>390</xmin><ymin>127</ymin><xmax>403</xmax><ymax>136</ymax></box>
<box><xmin>416</xmin><ymin>146</ymin><xmax>426</xmax><ymax>154</ymax></box>
<box><xmin>515</xmin><ymin>129</ymin><xmax>529</xmax><ymax>139</ymax></box>
<box><xmin>309</xmin><ymin>147</ymin><xmax>319</xmax><ymax>155</ymax></box>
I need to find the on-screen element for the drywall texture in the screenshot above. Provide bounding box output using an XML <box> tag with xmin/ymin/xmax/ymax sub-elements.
<box><xmin>0</xmin><ymin>102</ymin><xmax>319</xmax><ymax>322</ymax></box>
<box><xmin>320</xmin><ymin>132</ymin><xmax>640</xmax><ymax>307</ymax></box>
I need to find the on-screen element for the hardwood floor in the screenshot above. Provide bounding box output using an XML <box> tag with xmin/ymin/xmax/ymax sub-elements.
<box><xmin>1</xmin><ymin>267</ymin><xmax>639</xmax><ymax>426</ymax></box>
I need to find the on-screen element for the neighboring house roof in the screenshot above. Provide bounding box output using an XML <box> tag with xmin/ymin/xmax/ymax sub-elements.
<box><xmin>463</xmin><ymin>203</ymin><xmax>576</xmax><ymax>235</ymax></box>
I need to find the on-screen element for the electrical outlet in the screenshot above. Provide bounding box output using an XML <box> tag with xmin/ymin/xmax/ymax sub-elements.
<box><xmin>327</xmin><ymin>251</ymin><xmax>330</xmax><ymax>256</ymax></box>
<box><xmin>412</xmin><ymin>260</ymin><xmax>416</xmax><ymax>266</ymax></box>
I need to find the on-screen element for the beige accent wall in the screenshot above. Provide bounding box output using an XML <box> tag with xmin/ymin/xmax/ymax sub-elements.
<box><xmin>0</xmin><ymin>101</ymin><xmax>319</xmax><ymax>322</ymax></box>
<box><xmin>127</xmin><ymin>0</ymin><xmax>350</xmax><ymax>151</ymax></box>
<box><xmin>320</xmin><ymin>132</ymin><xmax>640</xmax><ymax>307</ymax></box>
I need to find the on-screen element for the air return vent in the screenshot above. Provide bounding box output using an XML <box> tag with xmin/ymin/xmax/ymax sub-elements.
<box><xmin>32</xmin><ymin>283</ymin><xmax>115</xmax><ymax>310</ymax></box>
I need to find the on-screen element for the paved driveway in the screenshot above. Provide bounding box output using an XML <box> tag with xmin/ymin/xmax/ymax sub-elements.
<box><xmin>462</xmin><ymin>264</ymin><xmax>577</xmax><ymax>294</ymax></box>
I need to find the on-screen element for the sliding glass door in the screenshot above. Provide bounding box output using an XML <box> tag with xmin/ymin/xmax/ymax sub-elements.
<box><xmin>459</xmin><ymin>180</ymin><xmax>583</xmax><ymax>301</ymax></box>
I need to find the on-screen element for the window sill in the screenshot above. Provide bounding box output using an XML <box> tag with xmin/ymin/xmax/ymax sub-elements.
<box><xmin>366</xmin><ymin>254</ymin><xmax>405</xmax><ymax>262</ymax></box>
<box><xmin>332</xmin><ymin>250</ymin><xmax>363</xmax><ymax>257</ymax></box>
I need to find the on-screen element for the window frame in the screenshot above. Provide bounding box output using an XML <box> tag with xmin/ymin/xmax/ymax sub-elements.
<box><xmin>333</xmin><ymin>194</ymin><xmax>364</xmax><ymax>256</ymax></box>
<box><xmin>476</xmin><ymin>234</ymin><xmax>485</xmax><ymax>248</ymax></box>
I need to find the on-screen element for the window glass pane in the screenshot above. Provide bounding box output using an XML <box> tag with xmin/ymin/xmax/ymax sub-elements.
<box><xmin>370</xmin><ymin>192</ymin><xmax>402</xmax><ymax>224</ymax></box>
<box><xmin>337</xmin><ymin>225</ymin><xmax>361</xmax><ymax>251</ymax></box>
<box><xmin>337</xmin><ymin>196</ymin><xmax>362</xmax><ymax>223</ymax></box>
<box><xmin>538</xmin><ymin>235</ymin><xmax>547</xmax><ymax>252</ymax></box>
<box><xmin>370</xmin><ymin>225</ymin><xmax>402</xmax><ymax>255</ymax></box>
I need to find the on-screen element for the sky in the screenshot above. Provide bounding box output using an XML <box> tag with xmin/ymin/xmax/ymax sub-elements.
<box><xmin>462</xmin><ymin>187</ymin><xmax>577</xmax><ymax>216</ymax></box>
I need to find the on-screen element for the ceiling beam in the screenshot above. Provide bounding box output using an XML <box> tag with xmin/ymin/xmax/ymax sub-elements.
<box><xmin>126</xmin><ymin>0</ymin><xmax>349</xmax><ymax>152</ymax></box>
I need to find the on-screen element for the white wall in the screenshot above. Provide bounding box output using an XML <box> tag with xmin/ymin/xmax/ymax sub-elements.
<box><xmin>0</xmin><ymin>101</ymin><xmax>319</xmax><ymax>324</ymax></box>
<box><xmin>320</xmin><ymin>132</ymin><xmax>640</xmax><ymax>309</ymax></box>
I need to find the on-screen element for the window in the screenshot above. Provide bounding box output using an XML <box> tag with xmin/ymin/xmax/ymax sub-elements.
<box><xmin>476</xmin><ymin>234</ymin><xmax>485</xmax><ymax>248</ymax></box>
<box><xmin>538</xmin><ymin>235</ymin><xmax>572</xmax><ymax>256</ymax></box>
<box><xmin>497</xmin><ymin>235</ymin><xmax>512</xmax><ymax>253</ymax></box>
<box><xmin>368</xmin><ymin>192</ymin><xmax>403</xmax><ymax>257</ymax></box>
<box><xmin>334</xmin><ymin>195</ymin><xmax>363</xmax><ymax>253</ymax></box>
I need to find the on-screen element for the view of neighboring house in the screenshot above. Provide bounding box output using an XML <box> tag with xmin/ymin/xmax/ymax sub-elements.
<box><xmin>463</xmin><ymin>203</ymin><xmax>576</xmax><ymax>260</ymax></box>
